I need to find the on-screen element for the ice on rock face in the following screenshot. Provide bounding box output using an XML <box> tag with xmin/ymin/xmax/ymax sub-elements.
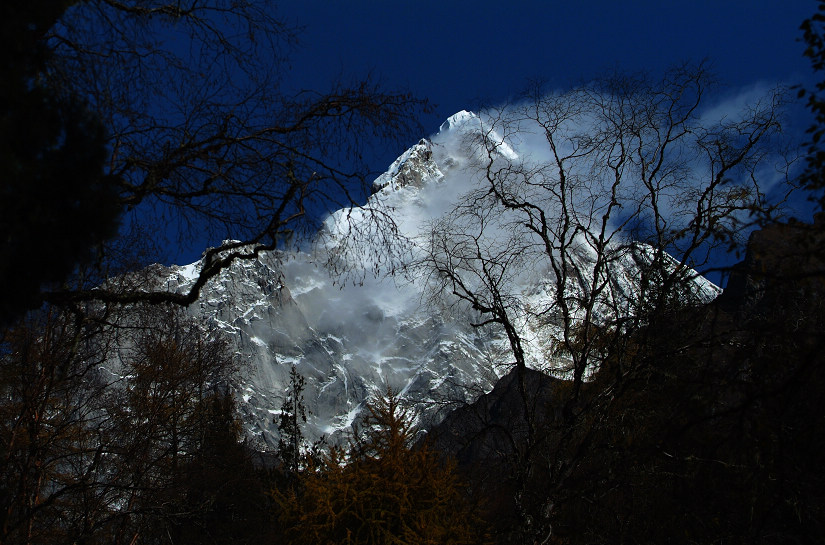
<box><xmin>146</xmin><ymin>111</ymin><xmax>718</xmax><ymax>451</ymax></box>
<box><xmin>161</xmin><ymin>243</ymin><xmax>501</xmax><ymax>450</ymax></box>
<box><xmin>371</xmin><ymin>139</ymin><xmax>443</xmax><ymax>193</ymax></box>
<box><xmin>370</xmin><ymin>110</ymin><xmax>513</xmax><ymax>195</ymax></box>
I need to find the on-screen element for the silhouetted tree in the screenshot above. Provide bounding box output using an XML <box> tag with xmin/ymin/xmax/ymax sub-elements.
<box><xmin>167</xmin><ymin>392</ymin><xmax>272</xmax><ymax>545</ymax></box>
<box><xmin>1</xmin><ymin>4</ymin><xmax>429</xmax><ymax>543</ymax></box>
<box><xmin>422</xmin><ymin>62</ymin><xmax>790</xmax><ymax>541</ymax></box>
<box><xmin>0</xmin><ymin>304</ymin><xmax>262</xmax><ymax>545</ymax></box>
<box><xmin>1</xmin><ymin>1</ymin><xmax>427</xmax><ymax>323</ymax></box>
<box><xmin>32</xmin><ymin>0</ymin><xmax>428</xmax><ymax>310</ymax></box>
<box><xmin>545</xmin><ymin>217</ymin><xmax>825</xmax><ymax>543</ymax></box>
<box><xmin>0</xmin><ymin>309</ymin><xmax>111</xmax><ymax>545</ymax></box>
<box><xmin>96</xmin><ymin>306</ymin><xmax>237</xmax><ymax>544</ymax></box>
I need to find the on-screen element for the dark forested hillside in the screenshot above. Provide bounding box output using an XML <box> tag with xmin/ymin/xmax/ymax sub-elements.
<box><xmin>428</xmin><ymin>215</ymin><xmax>825</xmax><ymax>544</ymax></box>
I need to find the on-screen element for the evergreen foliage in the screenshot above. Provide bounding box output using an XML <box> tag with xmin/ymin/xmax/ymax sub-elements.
<box><xmin>167</xmin><ymin>393</ymin><xmax>273</xmax><ymax>545</ymax></box>
<box><xmin>273</xmin><ymin>389</ymin><xmax>487</xmax><ymax>545</ymax></box>
<box><xmin>277</xmin><ymin>366</ymin><xmax>308</xmax><ymax>473</ymax></box>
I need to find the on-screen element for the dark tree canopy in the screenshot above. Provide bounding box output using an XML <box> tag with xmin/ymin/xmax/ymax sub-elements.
<box><xmin>0</xmin><ymin>0</ymin><xmax>122</xmax><ymax>326</ymax></box>
<box><xmin>800</xmin><ymin>0</ymin><xmax>825</xmax><ymax>209</ymax></box>
<box><xmin>1</xmin><ymin>0</ymin><xmax>428</xmax><ymax>323</ymax></box>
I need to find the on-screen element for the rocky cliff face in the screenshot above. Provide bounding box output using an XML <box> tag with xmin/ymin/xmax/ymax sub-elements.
<box><xmin>153</xmin><ymin>111</ymin><xmax>719</xmax><ymax>450</ymax></box>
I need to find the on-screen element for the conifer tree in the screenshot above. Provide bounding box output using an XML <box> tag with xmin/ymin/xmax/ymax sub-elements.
<box><xmin>274</xmin><ymin>388</ymin><xmax>486</xmax><ymax>545</ymax></box>
<box><xmin>276</xmin><ymin>366</ymin><xmax>308</xmax><ymax>473</ymax></box>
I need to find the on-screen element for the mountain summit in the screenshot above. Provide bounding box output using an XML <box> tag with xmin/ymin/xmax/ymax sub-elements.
<box><xmin>158</xmin><ymin>111</ymin><xmax>719</xmax><ymax>449</ymax></box>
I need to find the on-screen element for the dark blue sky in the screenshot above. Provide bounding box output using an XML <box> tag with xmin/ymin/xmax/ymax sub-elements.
<box><xmin>270</xmin><ymin>1</ymin><xmax>818</xmax><ymax>285</ymax></box>
<box><xmin>279</xmin><ymin>1</ymin><xmax>815</xmax><ymax>146</ymax></box>
<box><xmin>153</xmin><ymin>2</ymin><xmax>818</xmax><ymax>271</ymax></box>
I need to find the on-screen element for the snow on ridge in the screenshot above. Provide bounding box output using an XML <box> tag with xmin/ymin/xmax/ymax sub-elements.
<box><xmin>371</xmin><ymin>139</ymin><xmax>441</xmax><ymax>193</ymax></box>
<box><xmin>328</xmin><ymin>109</ymin><xmax>522</xmax><ymax>258</ymax></box>
<box><xmin>174</xmin><ymin>262</ymin><xmax>200</xmax><ymax>282</ymax></box>
<box><xmin>140</xmin><ymin>110</ymin><xmax>723</xmax><ymax>450</ymax></box>
<box><xmin>370</xmin><ymin>109</ymin><xmax>517</xmax><ymax>196</ymax></box>
<box><xmin>438</xmin><ymin>109</ymin><xmax>479</xmax><ymax>133</ymax></box>
<box><xmin>435</xmin><ymin>109</ymin><xmax>518</xmax><ymax>161</ymax></box>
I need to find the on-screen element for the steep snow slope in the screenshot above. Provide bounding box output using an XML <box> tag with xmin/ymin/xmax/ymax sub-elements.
<box><xmin>159</xmin><ymin>111</ymin><xmax>718</xmax><ymax>449</ymax></box>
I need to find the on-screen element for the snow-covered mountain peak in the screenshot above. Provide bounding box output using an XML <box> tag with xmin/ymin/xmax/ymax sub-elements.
<box><xmin>370</xmin><ymin>109</ymin><xmax>517</xmax><ymax>197</ymax></box>
<box><xmin>371</xmin><ymin>138</ymin><xmax>441</xmax><ymax>193</ymax></box>
<box><xmin>142</xmin><ymin>110</ymin><xmax>720</xmax><ymax>450</ymax></box>
<box><xmin>369</xmin><ymin>110</ymin><xmax>483</xmax><ymax>195</ymax></box>
<box><xmin>437</xmin><ymin>109</ymin><xmax>518</xmax><ymax>162</ymax></box>
<box><xmin>438</xmin><ymin>109</ymin><xmax>480</xmax><ymax>133</ymax></box>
